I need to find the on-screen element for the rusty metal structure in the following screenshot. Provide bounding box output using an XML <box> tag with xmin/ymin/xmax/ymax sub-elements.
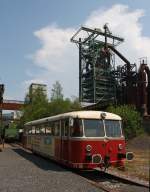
<box><xmin>71</xmin><ymin>25</ymin><xmax>150</xmax><ymax>116</ymax></box>
<box><xmin>114</xmin><ymin>57</ymin><xmax>150</xmax><ymax>116</ymax></box>
<box><xmin>71</xmin><ymin>25</ymin><xmax>124</xmax><ymax>106</ymax></box>
<box><xmin>137</xmin><ymin>59</ymin><xmax>150</xmax><ymax>116</ymax></box>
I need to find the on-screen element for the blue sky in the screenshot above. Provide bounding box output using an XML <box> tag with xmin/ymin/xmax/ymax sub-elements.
<box><xmin>0</xmin><ymin>0</ymin><xmax>150</xmax><ymax>101</ymax></box>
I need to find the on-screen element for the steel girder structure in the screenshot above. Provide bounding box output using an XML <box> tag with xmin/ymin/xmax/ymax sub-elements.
<box><xmin>71</xmin><ymin>25</ymin><xmax>124</xmax><ymax>106</ymax></box>
<box><xmin>71</xmin><ymin>25</ymin><xmax>150</xmax><ymax>116</ymax></box>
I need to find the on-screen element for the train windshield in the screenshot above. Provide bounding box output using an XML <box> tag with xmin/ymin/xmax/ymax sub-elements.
<box><xmin>105</xmin><ymin>120</ymin><xmax>122</xmax><ymax>137</ymax></box>
<box><xmin>84</xmin><ymin>119</ymin><xmax>105</xmax><ymax>137</ymax></box>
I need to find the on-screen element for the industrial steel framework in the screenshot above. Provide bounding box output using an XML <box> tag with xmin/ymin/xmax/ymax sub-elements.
<box><xmin>71</xmin><ymin>25</ymin><xmax>150</xmax><ymax>116</ymax></box>
<box><xmin>71</xmin><ymin>25</ymin><xmax>124</xmax><ymax>106</ymax></box>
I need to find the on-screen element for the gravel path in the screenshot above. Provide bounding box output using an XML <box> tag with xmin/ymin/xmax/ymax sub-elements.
<box><xmin>0</xmin><ymin>145</ymin><xmax>102</xmax><ymax>192</ymax></box>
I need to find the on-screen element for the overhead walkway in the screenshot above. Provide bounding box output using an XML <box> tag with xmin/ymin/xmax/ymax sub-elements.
<box><xmin>0</xmin><ymin>100</ymin><xmax>24</xmax><ymax>110</ymax></box>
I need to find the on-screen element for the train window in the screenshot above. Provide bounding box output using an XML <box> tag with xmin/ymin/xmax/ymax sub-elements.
<box><xmin>53</xmin><ymin>121</ymin><xmax>60</xmax><ymax>136</ymax></box>
<box><xmin>61</xmin><ymin>120</ymin><xmax>65</xmax><ymax>136</ymax></box>
<box><xmin>35</xmin><ymin>125</ymin><xmax>40</xmax><ymax>134</ymax></box>
<box><xmin>24</xmin><ymin>126</ymin><xmax>27</xmax><ymax>134</ymax></box>
<box><xmin>61</xmin><ymin>119</ymin><xmax>69</xmax><ymax>136</ymax></box>
<box><xmin>64</xmin><ymin>119</ymin><xmax>69</xmax><ymax>136</ymax></box>
<box><xmin>105</xmin><ymin>120</ymin><xmax>121</xmax><ymax>137</ymax></box>
<box><xmin>40</xmin><ymin>124</ymin><xmax>46</xmax><ymax>134</ymax></box>
<box><xmin>31</xmin><ymin>126</ymin><xmax>36</xmax><ymax>134</ymax></box>
<box><xmin>71</xmin><ymin>118</ymin><xmax>83</xmax><ymax>137</ymax></box>
<box><xmin>84</xmin><ymin>119</ymin><xmax>104</xmax><ymax>137</ymax></box>
<box><xmin>46</xmin><ymin>122</ymin><xmax>52</xmax><ymax>135</ymax></box>
<box><xmin>28</xmin><ymin>126</ymin><xmax>32</xmax><ymax>134</ymax></box>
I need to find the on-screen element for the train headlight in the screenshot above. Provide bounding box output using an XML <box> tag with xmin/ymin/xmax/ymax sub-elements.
<box><xmin>86</xmin><ymin>145</ymin><xmax>92</xmax><ymax>152</ymax></box>
<box><xmin>126</xmin><ymin>152</ymin><xmax>134</xmax><ymax>161</ymax></box>
<box><xmin>118</xmin><ymin>144</ymin><xmax>123</xmax><ymax>150</ymax></box>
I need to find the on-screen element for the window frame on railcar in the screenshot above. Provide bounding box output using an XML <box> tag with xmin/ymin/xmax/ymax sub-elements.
<box><xmin>69</xmin><ymin>119</ymin><xmax>123</xmax><ymax>139</ymax></box>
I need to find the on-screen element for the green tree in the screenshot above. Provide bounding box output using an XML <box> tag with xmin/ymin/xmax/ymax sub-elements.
<box><xmin>70</xmin><ymin>96</ymin><xmax>81</xmax><ymax>111</ymax></box>
<box><xmin>20</xmin><ymin>82</ymin><xmax>81</xmax><ymax>126</ymax></box>
<box><xmin>107</xmin><ymin>105</ymin><xmax>143</xmax><ymax>139</ymax></box>
<box><xmin>51</xmin><ymin>81</ymin><xmax>63</xmax><ymax>101</ymax></box>
<box><xmin>21</xmin><ymin>87</ymin><xmax>49</xmax><ymax>123</ymax></box>
<box><xmin>48</xmin><ymin>97</ymin><xmax>81</xmax><ymax>116</ymax></box>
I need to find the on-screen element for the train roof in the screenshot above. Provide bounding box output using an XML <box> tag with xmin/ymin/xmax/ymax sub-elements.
<box><xmin>25</xmin><ymin>111</ymin><xmax>121</xmax><ymax>126</ymax></box>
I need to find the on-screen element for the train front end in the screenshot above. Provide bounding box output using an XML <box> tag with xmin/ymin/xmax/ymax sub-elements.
<box><xmin>69</xmin><ymin>111</ymin><xmax>133</xmax><ymax>169</ymax></box>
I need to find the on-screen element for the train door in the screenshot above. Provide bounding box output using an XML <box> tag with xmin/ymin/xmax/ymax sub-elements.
<box><xmin>26</xmin><ymin>125</ymin><xmax>34</xmax><ymax>150</ymax></box>
<box><xmin>60</xmin><ymin>119</ymin><xmax>70</xmax><ymax>162</ymax></box>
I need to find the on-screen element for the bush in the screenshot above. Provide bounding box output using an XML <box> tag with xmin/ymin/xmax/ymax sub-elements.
<box><xmin>107</xmin><ymin>105</ymin><xmax>143</xmax><ymax>139</ymax></box>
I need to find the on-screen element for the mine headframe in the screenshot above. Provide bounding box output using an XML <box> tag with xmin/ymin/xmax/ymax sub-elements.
<box><xmin>71</xmin><ymin>24</ymin><xmax>124</xmax><ymax>106</ymax></box>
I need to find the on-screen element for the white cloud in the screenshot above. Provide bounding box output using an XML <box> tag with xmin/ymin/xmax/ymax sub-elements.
<box><xmin>33</xmin><ymin>25</ymin><xmax>76</xmax><ymax>72</ymax></box>
<box><xmin>85</xmin><ymin>4</ymin><xmax>150</xmax><ymax>64</ymax></box>
<box><xmin>26</xmin><ymin>4</ymin><xmax>150</xmax><ymax>98</ymax></box>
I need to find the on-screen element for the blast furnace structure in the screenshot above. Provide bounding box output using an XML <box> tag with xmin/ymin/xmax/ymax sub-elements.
<box><xmin>71</xmin><ymin>24</ymin><xmax>150</xmax><ymax>117</ymax></box>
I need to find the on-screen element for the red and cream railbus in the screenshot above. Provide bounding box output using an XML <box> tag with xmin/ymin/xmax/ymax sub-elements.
<box><xmin>23</xmin><ymin>111</ymin><xmax>133</xmax><ymax>169</ymax></box>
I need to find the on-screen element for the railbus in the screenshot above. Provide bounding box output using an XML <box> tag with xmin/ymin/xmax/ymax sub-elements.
<box><xmin>23</xmin><ymin>111</ymin><xmax>133</xmax><ymax>169</ymax></box>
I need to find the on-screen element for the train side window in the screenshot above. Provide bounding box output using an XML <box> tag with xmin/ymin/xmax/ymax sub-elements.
<box><xmin>54</xmin><ymin>121</ymin><xmax>60</xmax><ymax>136</ymax></box>
<box><xmin>28</xmin><ymin>126</ymin><xmax>32</xmax><ymax>134</ymax></box>
<box><xmin>24</xmin><ymin>126</ymin><xmax>28</xmax><ymax>135</ymax></box>
<box><xmin>40</xmin><ymin>124</ymin><xmax>46</xmax><ymax>134</ymax></box>
<box><xmin>61</xmin><ymin>120</ymin><xmax>65</xmax><ymax>136</ymax></box>
<box><xmin>35</xmin><ymin>125</ymin><xmax>40</xmax><ymax>134</ymax></box>
<box><xmin>51</xmin><ymin>122</ymin><xmax>55</xmax><ymax>136</ymax></box>
<box><xmin>46</xmin><ymin>122</ymin><xmax>52</xmax><ymax>135</ymax></box>
<box><xmin>61</xmin><ymin>119</ymin><xmax>69</xmax><ymax>136</ymax></box>
<box><xmin>32</xmin><ymin>126</ymin><xmax>36</xmax><ymax>134</ymax></box>
<box><xmin>64</xmin><ymin>119</ymin><xmax>69</xmax><ymax>136</ymax></box>
<box><xmin>23</xmin><ymin>126</ymin><xmax>28</xmax><ymax>135</ymax></box>
<box><xmin>71</xmin><ymin>118</ymin><xmax>83</xmax><ymax>137</ymax></box>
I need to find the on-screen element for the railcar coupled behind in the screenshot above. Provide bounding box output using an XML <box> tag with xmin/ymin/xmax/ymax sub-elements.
<box><xmin>23</xmin><ymin>111</ymin><xmax>133</xmax><ymax>169</ymax></box>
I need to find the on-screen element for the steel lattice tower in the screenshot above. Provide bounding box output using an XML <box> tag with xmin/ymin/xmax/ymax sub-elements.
<box><xmin>71</xmin><ymin>25</ymin><xmax>124</xmax><ymax>106</ymax></box>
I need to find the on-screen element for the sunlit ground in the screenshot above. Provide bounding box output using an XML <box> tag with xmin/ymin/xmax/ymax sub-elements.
<box><xmin>124</xmin><ymin>149</ymin><xmax>149</xmax><ymax>181</ymax></box>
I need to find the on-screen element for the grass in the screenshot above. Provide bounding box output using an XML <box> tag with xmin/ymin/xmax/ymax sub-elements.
<box><xmin>124</xmin><ymin>149</ymin><xmax>149</xmax><ymax>181</ymax></box>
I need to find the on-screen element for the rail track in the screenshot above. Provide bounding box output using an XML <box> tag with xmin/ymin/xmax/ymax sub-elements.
<box><xmin>74</xmin><ymin>169</ymin><xmax>149</xmax><ymax>192</ymax></box>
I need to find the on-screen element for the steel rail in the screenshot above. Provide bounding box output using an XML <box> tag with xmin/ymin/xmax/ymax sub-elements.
<box><xmin>74</xmin><ymin>169</ymin><xmax>149</xmax><ymax>192</ymax></box>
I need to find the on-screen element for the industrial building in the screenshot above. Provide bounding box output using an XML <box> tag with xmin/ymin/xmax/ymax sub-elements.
<box><xmin>71</xmin><ymin>24</ymin><xmax>150</xmax><ymax>117</ymax></box>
